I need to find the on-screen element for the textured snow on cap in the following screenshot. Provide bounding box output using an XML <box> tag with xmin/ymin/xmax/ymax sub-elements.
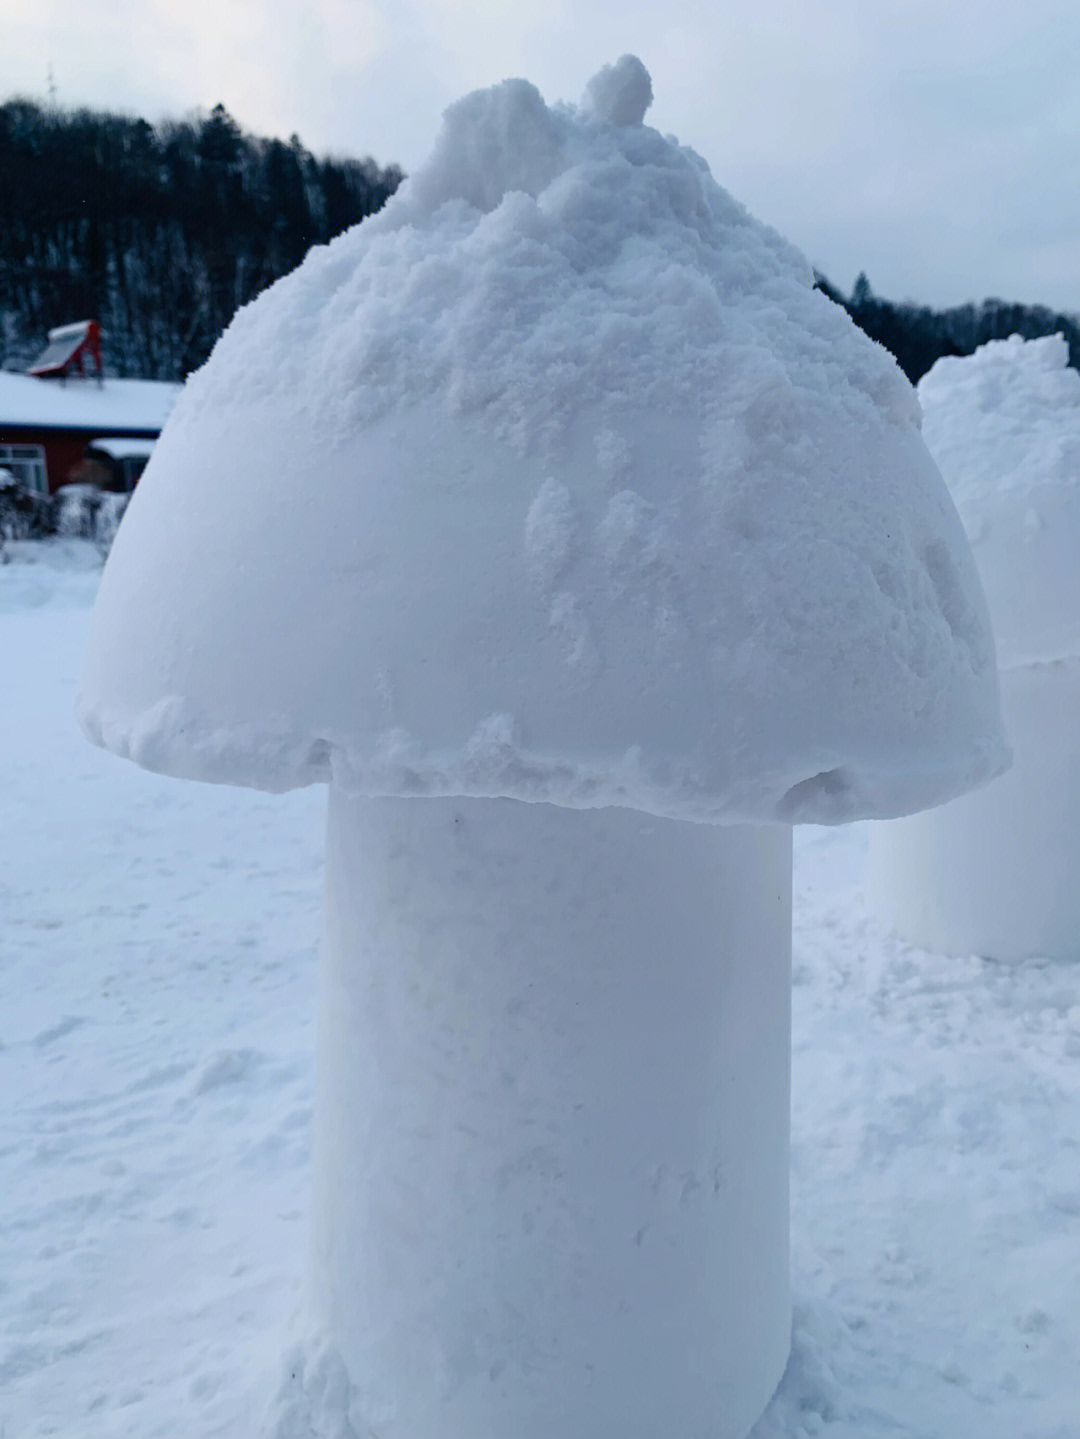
<box><xmin>918</xmin><ymin>333</ymin><xmax>1080</xmax><ymax>668</ymax></box>
<box><xmin>78</xmin><ymin>60</ymin><xmax>1006</xmax><ymax>824</ymax></box>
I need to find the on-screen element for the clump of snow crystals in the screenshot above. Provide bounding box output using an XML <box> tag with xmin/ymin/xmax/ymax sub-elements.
<box><xmin>918</xmin><ymin>333</ymin><xmax>1080</xmax><ymax>667</ymax></box>
<box><xmin>78</xmin><ymin>58</ymin><xmax>1005</xmax><ymax>824</ymax></box>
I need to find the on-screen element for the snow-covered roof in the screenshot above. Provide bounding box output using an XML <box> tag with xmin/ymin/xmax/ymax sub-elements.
<box><xmin>919</xmin><ymin>333</ymin><xmax>1080</xmax><ymax>668</ymax></box>
<box><xmin>0</xmin><ymin>372</ymin><xmax>180</xmax><ymax>434</ymax></box>
<box><xmin>79</xmin><ymin>57</ymin><xmax>1007</xmax><ymax>825</ymax></box>
<box><xmin>88</xmin><ymin>437</ymin><xmax>157</xmax><ymax>460</ymax></box>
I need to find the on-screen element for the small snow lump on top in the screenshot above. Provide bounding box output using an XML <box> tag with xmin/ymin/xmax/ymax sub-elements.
<box><xmin>579</xmin><ymin>54</ymin><xmax>653</xmax><ymax>126</ymax></box>
<box><xmin>77</xmin><ymin>59</ymin><xmax>1006</xmax><ymax>825</ymax></box>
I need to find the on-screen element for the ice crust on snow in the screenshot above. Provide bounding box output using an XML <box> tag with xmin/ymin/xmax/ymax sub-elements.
<box><xmin>918</xmin><ymin>333</ymin><xmax>1080</xmax><ymax>668</ymax></box>
<box><xmin>78</xmin><ymin>59</ymin><xmax>1006</xmax><ymax>824</ymax></box>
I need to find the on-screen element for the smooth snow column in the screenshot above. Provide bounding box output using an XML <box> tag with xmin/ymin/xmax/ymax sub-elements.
<box><xmin>867</xmin><ymin>660</ymin><xmax>1080</xmax><ymax>962</ymax></box>
<box><xmin>311</xmin><ymin>792</ymin><xmax>792</xmax><ymax>1439</ymax></box>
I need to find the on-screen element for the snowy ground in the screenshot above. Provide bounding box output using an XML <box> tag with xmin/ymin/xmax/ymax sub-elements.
<box><xmin>2</xmin><ymin>540</ymin><xmax>1078</xmax><ymax>1439</ymax></box>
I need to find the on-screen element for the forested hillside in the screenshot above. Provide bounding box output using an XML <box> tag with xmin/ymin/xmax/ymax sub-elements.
<box><xmin>2</xmin><ymin>98</ymin><xmax>1077</xmax><ymax>386</ymax></box>
<box><xmin>0</xmin><ymin>100</ymin><xmax>402</xmax><ymax>379</ymax></box>
<box><xmin>816</xmin><ymin>271</ymin><xmax>1080</xmax><ymax>384</ymax></box>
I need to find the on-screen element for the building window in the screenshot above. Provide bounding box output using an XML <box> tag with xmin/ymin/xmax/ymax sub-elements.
<box><xmin>0</xmin><ymin>444</ymin><xmax>48</xmax><ymax>494</ymax></box>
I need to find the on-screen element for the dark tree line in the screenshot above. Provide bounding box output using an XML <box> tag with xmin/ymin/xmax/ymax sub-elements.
<box><xmin>0</xmin><ymin>99</ymin><xmax>402</xmax><ymax>379</ymax></box>
<box><xmin>2</xmin><ymin>95</ymin><xmax>1076</xmax><ymax>388</ymax></box>
<box><xmin>816</xmin><ymin>271</ymin><xmax>1080</xmax><ymax>385</ymax></box>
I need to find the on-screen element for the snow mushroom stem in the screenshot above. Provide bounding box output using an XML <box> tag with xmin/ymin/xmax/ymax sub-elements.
<box><xmin>310</xmin><ymin>789</ymin><xmax>793</xmax><ymax>1439</ymax></box>
<box><xmin>867</xmin><ymin>658</ymin><xmax>1080</xmax><ymax>961</ymax></box>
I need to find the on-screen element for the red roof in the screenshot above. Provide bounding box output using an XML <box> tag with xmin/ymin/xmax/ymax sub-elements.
<box><xmin>28</xmin><ymin>320</ymin><xmax>103</xmax><ymax>379</ymax></box>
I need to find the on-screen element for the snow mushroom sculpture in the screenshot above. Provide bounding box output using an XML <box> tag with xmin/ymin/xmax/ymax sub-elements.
<box><xmin>867</xmin><ymin>333</ymin><xmax>1080</xmax><ymax>962</ymax></box>
<box><xmin>77</xmin><ymin>57</ymin><xmax>1007</xmax><ymax>1439</ymax></box>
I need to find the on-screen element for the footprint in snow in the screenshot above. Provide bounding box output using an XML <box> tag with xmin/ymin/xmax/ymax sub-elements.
<box><xmin>191</xmin><ymin>1048</ymin><xmax>265</xmax><ymax>1095</ymax></box>
<box><xmin>33</xmin><ymin>1014</ymin><xmax>85</xmax><ymax>1048</ymax></box>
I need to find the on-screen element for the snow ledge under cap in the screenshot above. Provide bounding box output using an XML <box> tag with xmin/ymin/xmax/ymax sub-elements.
<box><xmin>77</xmin><ymin>692</ymin><xmax>1006</xmax><ymax>826</ymax></box>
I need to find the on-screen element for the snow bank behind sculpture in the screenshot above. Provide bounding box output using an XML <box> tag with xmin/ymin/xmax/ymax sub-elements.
<box><xmin>78</xmin><ymin>57</ymin><xmax>1005</xmax><ymax>824</ymax></box>
<box><xmin>868</xmin><ymin>334</ymin><xmax>1080</xmax><ymax>961</ymax></box>
<box><xmin>918</xmin><ymin>332</ymin><xmax>1080</xmax><ymax>667</ymax></box>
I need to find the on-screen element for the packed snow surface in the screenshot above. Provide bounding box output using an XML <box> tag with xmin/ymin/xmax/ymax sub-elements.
<box><xmin>78</xmin><ymin>59</ymin><xmax>1004</xmax><ymax>824</ymax></box>
<box><xmin>918</xmin><ymin>333</ymin><xmax>1080</xmax><ymax>667</ymax></box>
<box><xmin>3</xmin><ymin>543</ymin><xmax>1079</xmax><ymax>1437</ymax></box>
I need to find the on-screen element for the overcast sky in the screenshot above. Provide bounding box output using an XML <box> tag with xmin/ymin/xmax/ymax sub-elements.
<box><xmin>3</xmin><ymin>0</ymin><xmax>1078</xmax><ymax>313</ymax></box>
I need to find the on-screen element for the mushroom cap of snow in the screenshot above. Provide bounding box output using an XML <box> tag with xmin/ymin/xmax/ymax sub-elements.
<box><xmin>918</xmin><ymin>332</ymin><xmax>1080</xmax><ymax>669</ymax></box>
<box><xmin>77</xmin><ymin>58</ymin><xmax>1007</xmax><ymax>824</ymax></box>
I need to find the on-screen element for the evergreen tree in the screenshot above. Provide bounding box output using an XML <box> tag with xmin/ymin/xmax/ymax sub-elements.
<box><xmin>851</xmin><ymin>271</ymin><xmax>873</xmax><ymax>307</ymax></box>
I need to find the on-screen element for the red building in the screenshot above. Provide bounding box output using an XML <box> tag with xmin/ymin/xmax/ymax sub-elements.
<box><xmin>27</xmin><ymin>319</ymin><xmax>105</xmax><ymax>380</ymax></box>
<box><xmin>0</xmin><ymin>323</ymin><xmax>181</xmax><ymax>496</ymax></box>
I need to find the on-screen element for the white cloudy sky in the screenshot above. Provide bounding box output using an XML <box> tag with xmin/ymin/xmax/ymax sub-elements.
<box><xmin>3</xmin><ymin>0</ymin><xmax>1078</xmax><ymax>312</ymax></box>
